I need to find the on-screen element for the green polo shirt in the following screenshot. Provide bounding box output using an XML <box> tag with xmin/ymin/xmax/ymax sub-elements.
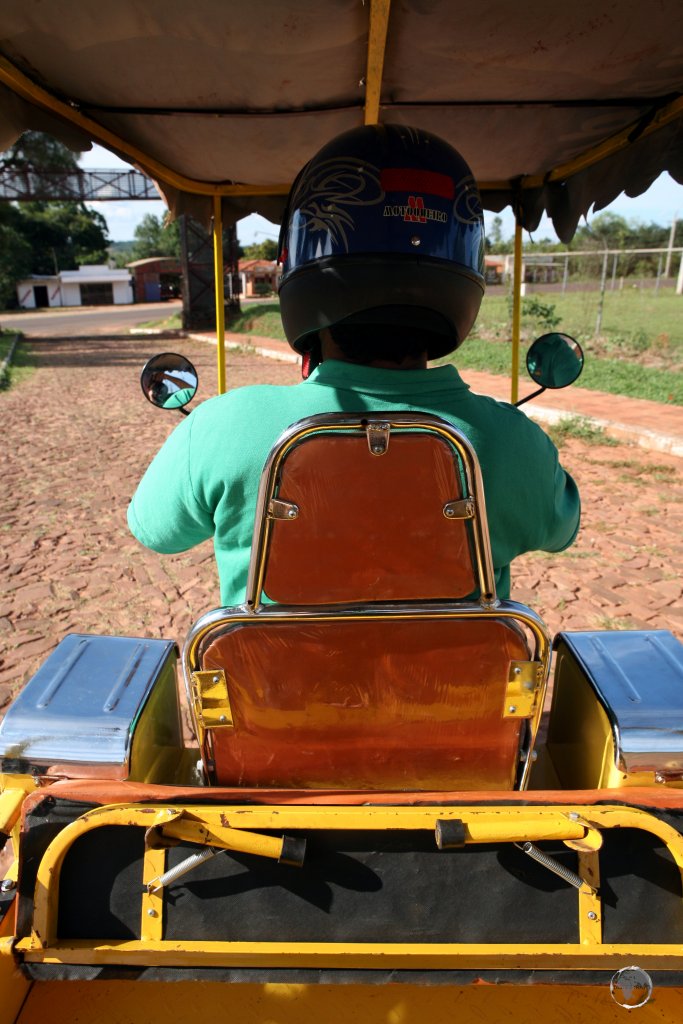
<box><xmin>128</xmin><ymin>360</ymin><xmax>579</xmax><ymax>605</ymax></box>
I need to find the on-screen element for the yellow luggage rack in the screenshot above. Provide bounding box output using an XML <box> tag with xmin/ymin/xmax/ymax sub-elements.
<box><xmin>11</xmin><ymin>801</ymin><xmax>683</xmax><ymax>973</ymax></box>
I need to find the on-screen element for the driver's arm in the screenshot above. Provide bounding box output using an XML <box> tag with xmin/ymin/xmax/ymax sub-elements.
<box><xmin>127</xmin><ymin>411</ymin><xmax>214</xmax><ymax>553</ymax></box>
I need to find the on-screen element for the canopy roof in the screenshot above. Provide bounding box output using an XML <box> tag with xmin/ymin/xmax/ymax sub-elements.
<box><xmin>1</xmin><ymin>0</ymin><xmax>681</xmax><ymax>240</ymax></box>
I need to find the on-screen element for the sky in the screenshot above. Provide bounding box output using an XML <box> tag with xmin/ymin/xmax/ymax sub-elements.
<box><xmin>80</xmin><ymin>145</ymin><xmax>682</xmax><ymax>248</ymax></box>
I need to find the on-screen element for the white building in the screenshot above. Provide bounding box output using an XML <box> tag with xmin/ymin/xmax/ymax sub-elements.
<box><xmin>16</xmin><ymin>265</ymin><xmax>134</xmax><ymax>309</ymax></box>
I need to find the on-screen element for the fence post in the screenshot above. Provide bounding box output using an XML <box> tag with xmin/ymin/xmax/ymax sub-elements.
<box><xmin>595</xmin><ymin>250</ymin><xmax>608</xmax><ymax>336</ymax></box>
<box><xmin>665</xmin><ymin>216</ymin><xmax>677</xmax><ymax>279</ymax></box>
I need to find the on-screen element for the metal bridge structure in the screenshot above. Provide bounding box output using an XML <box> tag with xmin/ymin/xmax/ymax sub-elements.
<box><xmin>0</xmin><ymin>167</ymin><xmax>239</xmax><ymax>328</ymax></box>
<box><xmin>0</xmin><ymin>167</ymin><xmax>159</xmax><ymax>201</ymax></box>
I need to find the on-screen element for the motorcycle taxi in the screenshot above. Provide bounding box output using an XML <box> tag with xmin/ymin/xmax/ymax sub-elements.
<box><xmin>0</xmin><ymin>2</ymin><xmax>682</xmax><ymax>1019</ymax></box>
<box><xmin>1</xmin><ymin>332</ymin><xmax>683</xmax><ymax>1022</ymax></box>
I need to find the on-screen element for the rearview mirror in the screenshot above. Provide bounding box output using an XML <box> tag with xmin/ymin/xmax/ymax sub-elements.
<box><xmin>141</xmin><ymin>353</ymin><xmax>198</xmax><ymax>412</ymax></box>
<box><xmin>526</xmin><ymin>333</ymin><xmax>584</xmax><ymax>390</ymax></box>
<box><xmin>516</xmin><ymin>333</ymin><xmax>584</xmax><ymax>407</ymax></box>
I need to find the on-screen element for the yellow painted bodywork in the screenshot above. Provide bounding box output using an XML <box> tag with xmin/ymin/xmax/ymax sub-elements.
<box><xmin>126</xmin><ymin>652</ymin><xmax>195</xmax><ymax>785</ymax></box>
<box><xmin>0</xmin><ymin>900</ymin><xmax>30</xmax><ymax>1024</ymax></box>
<box><xmin>4</xmin><ymin>979</ymin><xmax>683</xmax><ymax>1024</ymax></box>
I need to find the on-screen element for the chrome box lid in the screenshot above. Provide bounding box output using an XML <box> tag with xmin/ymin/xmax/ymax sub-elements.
<box><xmin>556</xmin><ymin>630</ymin><xmax>683</xmax><ymax>774</ymax></box>
<box><xmin>0</xmin><ymin>633</ymin><xmax>176</xmax><ymax>777</ymax></box>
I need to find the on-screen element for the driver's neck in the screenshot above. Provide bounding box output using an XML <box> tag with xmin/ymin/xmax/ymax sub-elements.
<box><xmin>319</xmin><ymin>330</ymin><xmax>428</xmax><ymax>370</ymax></box>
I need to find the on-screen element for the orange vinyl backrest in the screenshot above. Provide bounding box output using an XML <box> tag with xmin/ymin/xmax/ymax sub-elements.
<box><xmin>200</xmin><ymin>616</ymin><xmax>531</xmax><ymax>791</ymax></box>
<box><xmin>262</xmin><ymin>432</ymin><xmax>477</xmax><ymax>604</ymax></box>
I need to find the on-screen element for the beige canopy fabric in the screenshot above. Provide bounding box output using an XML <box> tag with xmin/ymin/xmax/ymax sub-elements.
<box><xmin>0</xmin><ymin>0</ymin><xmax>681</xmax><ymax>240</ymax></box>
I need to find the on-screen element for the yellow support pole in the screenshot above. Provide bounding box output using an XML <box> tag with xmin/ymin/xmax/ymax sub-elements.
<box><xmin>213</xmin><ymin>196</ymin><xmax>227</xmax><ymax>396</ymax></box>
<box><xmin>510</xmin><ymin>219</ymin><xmax>523</xmax><ymax>404</ymax></box>
<box><xmin>364</xmin><ymin>0</ymin><xmax>392</xmax><ymax>125</ymax></box>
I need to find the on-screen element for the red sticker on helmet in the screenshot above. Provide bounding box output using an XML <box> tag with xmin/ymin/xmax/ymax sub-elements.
<box><xmin>381</xmin><ymin>168</ymin><xmax>455</xmax><ymax>200</ymax></box>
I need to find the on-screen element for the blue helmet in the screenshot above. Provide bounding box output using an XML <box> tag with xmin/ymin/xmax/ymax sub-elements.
<box><xmin>278</xmin><ymin>123</ymin><xmax>486</xmax><ymax>359</ymax></box>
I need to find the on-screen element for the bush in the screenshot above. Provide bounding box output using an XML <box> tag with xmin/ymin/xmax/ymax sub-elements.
<box><xmin>522</xmin><ymin>298</ymin><xmax>562</xmax><ymax>330</ymax></box>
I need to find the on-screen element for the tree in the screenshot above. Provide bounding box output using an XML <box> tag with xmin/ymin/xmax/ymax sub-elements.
<box><xmin>486</xmin><ymin>215</ymin><xmax>512</xmax><ymax>254</ymax></box>
<box><xmin>242</xmin><ymin>239</ymin><xmax>278</xmax><ymax>261</ymax></box>
<box><xmin>0</xmin><ymin>130</ymin><xmax>80</xmax><ymax>173</ymax></box>
<box><xmin>0</xmin><ymin>208</ymin><xmax>33</xmax><ymax>308</ymax></box>
<box><xmin>570</xmin><ymin>211</ymin><xmax>682</xmax><ymax>277</ymax></box>
<box><xmin>0</xmin><ymin>132</ymin><xmax>111</xmax><ymax>300</ymax></box>
<box><xmin>18</xmin><ymin>201</ymin><xmax>110</xmax><ymax>273</ymax></box>
<box><xmin>132</xmin><ymin>213</ymin><xmax>180</xmax><ymax>259</ymax></box>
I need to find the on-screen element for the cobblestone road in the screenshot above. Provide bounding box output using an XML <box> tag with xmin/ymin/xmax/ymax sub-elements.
<box><xmin>1</xmin><ymin>334</ymin><xmax>681</xmax><ymax>712</ymax></box>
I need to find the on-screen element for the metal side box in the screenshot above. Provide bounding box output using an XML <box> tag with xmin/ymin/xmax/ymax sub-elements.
<box><xmin>0</xmin><ymin>633</ymin><xmax>183</xmax><ymax>782</ymax></box>
<box><xmin>547</xmin><ymin>629</ymin><xmax>683</xmax><ymax>789</ymax></box>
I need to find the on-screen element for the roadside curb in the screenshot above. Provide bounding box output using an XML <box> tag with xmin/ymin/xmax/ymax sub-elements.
<box><xmin>188</xmin><ymin>331</ymin><xmax>682</xmax><ymax>458</ymax></box>
<box><xmin>526</xmin><ymin>405</ymin><xmax>683</xmax><ymax>458</ymax></box>
<box><xmin>0</xmin><ymin>333</ymin><xmax>21</xmax><ymax>385</ymax></box>
<box><xmin>189</xmin><ymin>332</ymin><xmax>299</xmax><ymax>365</ymax></box>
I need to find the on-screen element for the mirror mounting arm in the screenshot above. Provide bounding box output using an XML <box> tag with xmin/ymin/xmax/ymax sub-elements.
<box><xmin>515</xmin><ymin>385</ymin><xmax>546</xmax><ymax>408</ymax></box>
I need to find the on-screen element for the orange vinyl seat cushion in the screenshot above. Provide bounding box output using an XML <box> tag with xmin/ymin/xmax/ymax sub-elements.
<box><xmin>201</xmin><ymin>616</ymin><xmax>530</xmax><ymax>791</ymax></box>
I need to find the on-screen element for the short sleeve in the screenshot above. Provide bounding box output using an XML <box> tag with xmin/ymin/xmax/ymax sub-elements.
<box><xmin>127</xmin><ymin>412</ymin><xmax>214</xmax><ymax>553</ymax></box>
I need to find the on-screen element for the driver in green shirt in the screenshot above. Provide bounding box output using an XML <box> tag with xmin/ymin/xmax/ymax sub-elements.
<box><xmin>128</xmin><ymin>124</ymin><xmax>579</xmax><ymax>606</ymax></box>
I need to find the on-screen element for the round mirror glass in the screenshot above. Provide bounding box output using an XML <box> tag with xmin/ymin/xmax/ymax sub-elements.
<box><xmin>141</xmin><ymin>352</ymin><xmax>198</xmax><ymax>410</ymax></box>
<box><xmin>526</xmin><ymin>333</ymin><xmax>584</xmax><ymax>390</ymax></box>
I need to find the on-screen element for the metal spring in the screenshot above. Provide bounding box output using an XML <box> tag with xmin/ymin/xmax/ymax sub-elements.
<box><xmin>516</xmin><ymin>841</ymin><xmax>585</xmax><ymax>890</ymax></box>
<box><xmin>147</xmin><ymin>846</ymin><xmax>218</xmax><ymax>893</ymax></box>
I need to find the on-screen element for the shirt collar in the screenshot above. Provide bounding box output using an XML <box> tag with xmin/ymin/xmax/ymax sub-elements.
<box><xmin>306</xmin><ymin>359</ymin><xmax>470</xmax><ymax>394</ymax></box>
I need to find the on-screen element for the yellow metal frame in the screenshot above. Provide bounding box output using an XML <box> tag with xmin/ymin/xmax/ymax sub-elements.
<box><xmin>16</xmin><ymin>801</ymin><xmax>683</xmax><ymax>970</ymax></box>
<box><xmin>212</xmin><ymin>195</ymin><xmax>227</xmax><ymax>395</ymax></box>
<box><xmin>510</xmin><ymin>220</ymin><xmax>523</xmax><ymax>403</ymax></box>
<box><xmin>364</xmin><ymin>0</ymin><xmax>391</xmax><ymax>126</ymax></box>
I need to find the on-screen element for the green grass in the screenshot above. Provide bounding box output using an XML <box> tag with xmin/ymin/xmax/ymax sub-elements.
<box><xmin>135</xmin><ymin>312</ymin><xmax>182</xmax><ymax>330</ymax></box>
<box><xmin>543</xmin><ymin>415</ymin><xmax>619</xmax><ymax>448</ymax></box>
<box><xmin>453</xmin><ymin>340</ymin><xmax>683</xmax><ymax>404</ymax></box>
<box><xmin>594</xmin><ymin>615</ymin><xmax>635</xmax><ymax>630</ymax></box>
<box><xmin>0</xmin><ymin>333</ymin><xmax>35</xmax><ymax>392</ymax></box>
<box><xmin>227</xmin><ymin>303</ymin><xmax>286</xmax><ymax>340</ymax></box>
<box><xmin>465</xmin><ymin>288</ymin><xmax>683</xmax><ymax>404</ymax></box>
<box><xmin>218</xmin><ymin>292</ymin><xmax>683</xmax><ymax>404</ymax></box>
<box><xmin>475</xmin><ymin>290</ymin><xmax>682</xmax><ymax>361</ymax></box>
